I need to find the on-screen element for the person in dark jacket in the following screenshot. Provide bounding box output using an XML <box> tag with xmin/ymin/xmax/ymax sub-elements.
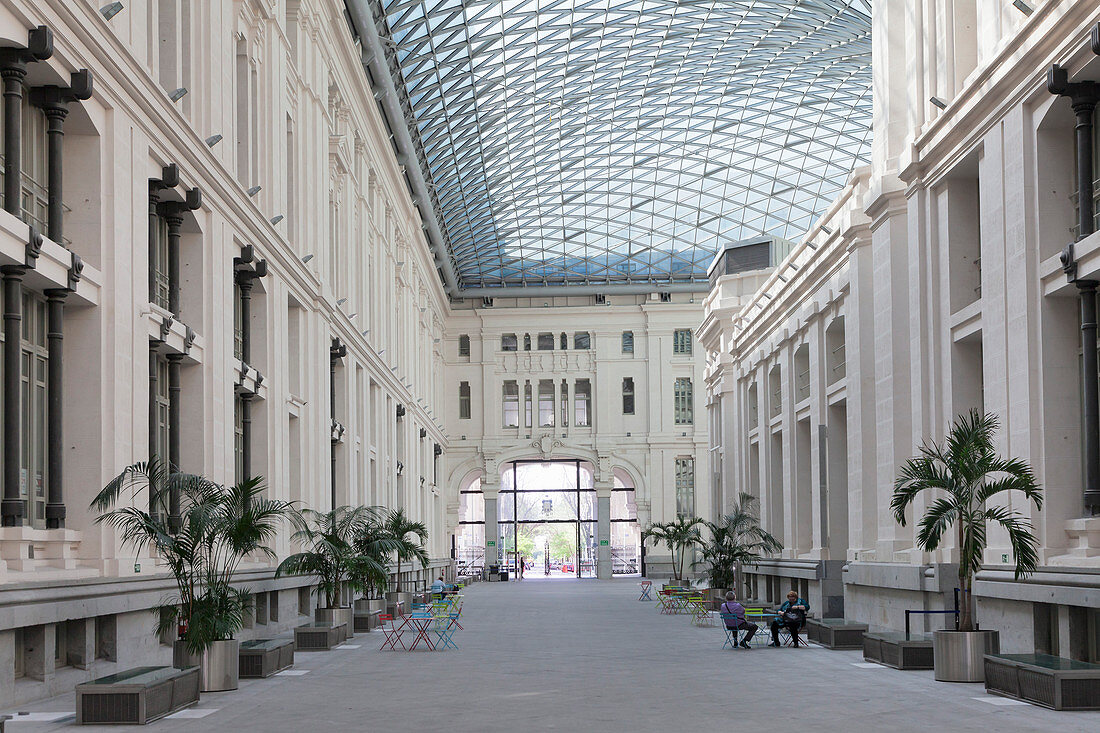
<box><xmin>720</xmin><ymin>591</ymin><xmax>757</xmax><ymax>649</ymax></box>
<box><xmin>769</xmin><ymin>590</ymin><xmax>809</xmax><ymax>647</ymax></box>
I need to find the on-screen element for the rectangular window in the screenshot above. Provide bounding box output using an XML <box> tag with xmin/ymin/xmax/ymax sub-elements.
<box><xmin>459</xmin><ymin>381</ymin><xmax>471</xmax><ymax>420</ymax></box>
<box><xmin>537</xmin><ymin>333</ymin><xmax>554</xmax><ymax>350</ymax></box>
<box><xmin>673</xmin><ymin>329</ymin><xmax>693</xmax><ymax>355</ymax></box>
<box><xmin>622</xmin><ymin>331</ymin><xmax>634</xmax><ymax>353</ymax></box>
<box><xmin>233</xmin><ymin>281</ymin><xmax>243</xmax><ymax>361</ymax></box>
<box><xmin>560</xmin><ymin>332</ymin><xmax>568</xmax><ymax>350</ymax></box>
<box><xmin>622</xmin><ymin>377</ymin><xmax>635</xmax><ymax>415</ymax></box>
<box><xmin>0</xmin><ymin>96</ymin><xmax>50</xmax><ymax>234</ymax></box>
<box><xmin>153</xmin><ymin>354</ymin><xmax>171</xmax><ymax>465</ymax></box>
<box><xmin>573</xmin><ymin>332</ymin><xmax>591</xmax><ymax>349</ymax></box>
<box><xmin>524</xmin><ymin>381</ymin><xmax>533</xmax><ymax>428</ymax></box>
<box><xmin>675</xmin><ymin>457</ymin><xmax>695</xmax><ymax>518</ymax></box>
<box><xmin>538</xmin><ymin>380</ymin><xmax>555</xmax><ymax>427</ymax></box>
<box><xmin>502</xmin><ymin>381</ymin><xmax>519</xmax><ymax>427</ymax></box>
<box><xmin>458</xmin><ymin>334</ymin><xmax>471</xmax><ymax>357</ymax></box>
<box><xmin>233</xmin><ymin>394</ymin><xmax>244</xmax><ymax>484</ymax></box>
<box><xmin>501</xmin><ymin>333</ymin><xmax>517</xmax><ymax>352</ymax></box>
<box><xmin>151</xmin><ymin>215</ymin><xmax>170</xmax><ymax>309</ymax></box>
<box><xmin>19</xmin><ymin>294</ymin><xmax>48</xmax><ymax>527</ymax></box>
<box><xmin>560</xmin><ymin>379</ymin><xmax>569</xmax><ymax>427</ymax></box>
<box><xmin>574</xmin><ymin>379</ymin><xmax>591</xmax><ymax>427</ymax></box>
<box><xmin>674</xmin><ymin>377</ymin><xmax>694</xmax><ymax>425</ymax></box>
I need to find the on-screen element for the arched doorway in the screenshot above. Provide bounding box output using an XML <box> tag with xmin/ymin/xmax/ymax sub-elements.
<box><xmin>453</xmin><ymin>460</ymin><xmax>641</xmax><ymax>579</ymax></box>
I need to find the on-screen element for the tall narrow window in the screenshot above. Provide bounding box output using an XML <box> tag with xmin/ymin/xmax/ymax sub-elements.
<box><xmin>235</xmin><ymin>38</ymin><xmax>251</xmax><ymax>184</ymax></box>
<box><xmin>502</xmin><ymin>381</ymin><xmax>519</xmax><ymax>427</ymax></box>
<box><xmin>151</xmin><ymin>215</ymin><xmax>170</xmax><ymax>309</ymax></box>
<box><xmin>675</xmin><ymin>457</ymin><xmax>695</xmax><ymax>518</ymax></box>
<box><xmin>537</xmin><ymin>333</ymin><xmax>554</xmax><ymax>350</ymax></box>
<box><xmin>538</xmin><ymin>380</ymin><xmax>555</xmax><ymax>427</ymax></box>
<box><xmin>501</xmin><ymin>333</ymin><xmax>517</xmax><ymax>351</ymax></box>
<box><xmin>19</xmin><ymin>294</ymin><xmax>48</xmax><ymax>527</ymax></box>
<box><xmin>560</xmin><ymin>332</ymin><xmax>568</xmax><ymax>350</ymax></box>
<box><xmin>288</xmin><ymin>298</ymin><xmax>303</xmax><ymax>397</ymax></box>
<box><xmin>458</xmin><ymin>334</ymin><xmax>471</xmax><ymax>357</ymax></box>
<box><xmin>523</xmin><ymin>333</ymin><xmax>532</xmax><ymax>351</ymax></box>
<box><xmin>459</xmin><ymin>381</ymin><xmax>471</xmax><ymax>420</ymax></box>
<box><xmin>233</xmin><ymin>281</ymin><xmax>244</xmax><ymax>360</ymax></box>
<box><xmin>622</xmin><ymin>377</ymin><xmax>635</xmax><ymax>415</ymax></box>
<box><xmin>524</xmin><ymin>381</ymin><xmax>533</xmax><ymax>428</ymax></box>
<box><xmin>674</xmin><ymin>377</ymin><xmax>694</xmax><ymax>425</ymax></box>
<box><xmin>673</xmin><ymin>329</ymin><xmax>693</xmax><ymax>355</ymax></box>
<box><xmin>622</xmin><ymin>331</ymin><xmax>634</xmax><ymax>354</ymax></box>
<box><xmin>560</xmin><ymin>379</ymin><xmax>568</xmax><ymax>426</ymax></box>
<box><xmin>233</xmin><ymin>394</ymin><xmax>245</xmax><ymax>483</ymax></box>
<box><xmin>573</xmin><ymin>332</ymin><xmax>591</xmax><ymax>349</ymax></box>
<box><xmin>574</xmin><ymin>379</ymin><xmax>591</xmax><ymax>427</ymax></box>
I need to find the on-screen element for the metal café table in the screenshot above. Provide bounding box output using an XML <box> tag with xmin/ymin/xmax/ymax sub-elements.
<box><xmin>400</xmin><ymin>614</ymin><xmax>437</xmax><ymax>651</ymax></box>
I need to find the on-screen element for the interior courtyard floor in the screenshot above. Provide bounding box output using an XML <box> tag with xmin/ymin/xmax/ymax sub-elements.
<box><xmin>6</xmin><ymin>577</ymin><xmax>1100</xmax><ymax>732</ymax></box>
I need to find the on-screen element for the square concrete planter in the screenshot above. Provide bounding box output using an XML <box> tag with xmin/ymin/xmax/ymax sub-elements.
<box><xmin>76</xmin><ymin>665</ymin><xmax>200</xmax><ymax>725</ymax></box>
<box><xmin>806</xmin><ymin>618</ymin><xmax>868</xmax><ymax>649</ymax></box>
<box><xmin>984</xmin><ymin>653</ymin><xmax>1100</xmax><ymax>710</ymax></box>
<box><xmin>862</xmin><ymin>632</ymin><xmax>934</xmax><ymax>670</ymax></box>
<box><xmin>295</xmin><ymin>622</ymin><xmax>347</xmax><ymax>651</ymax></box>
<box><xmin>239</xmin><ymin>638</ymin><xmax>295</xmax><ymax>678</ymax></box>
<box><xmin>315</xmin><ymin>607</ymin><xmax>354</xmax><ymax>640</ymax></box>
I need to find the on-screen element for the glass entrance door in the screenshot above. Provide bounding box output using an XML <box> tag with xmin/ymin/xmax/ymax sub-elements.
<box><xmin>499</xmin><ymin>460</ymin><xmax>595</xmax><ymax>579</ymax></box>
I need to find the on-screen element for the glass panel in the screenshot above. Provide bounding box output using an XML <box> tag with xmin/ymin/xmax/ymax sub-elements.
<box><xmin>675</xmin><ymin>458</ymin><xmax>695</xmax><ymax>517</ymax></box>
<box><xmin>622</xmin><ymin>377</ymin><xmax>635</xmax><ymax>415</ymax></box>
<box><xmin>538</xmin><ymin>380</ymin><xmax>554</xmax><ymax>427</ymax></box>
<box><xmin>502</xmin><ymin>381</ymin><xmax>519</xmax><ymax>427</ymax></box>
<box><xmin>622</xmin><ymin>331</ymin><xmax>634</xmax><ymax>353</ymax></box>
<box><xmin>501</xmin><ymin>333</ymin><xmax>517</xmax><ymax>351</ymax></box>
<box><xmin>537</xmin><ymin>333</ymin><xmax>553</xmax><ymax>350</ymax></box>
<box><xmin>458</xmin><ymin>334</ymin><xmax>470</xmax><ymax>356</ymax></box>
<box><xmin>373</xmin><ymin>0</ymin><xmax>872</xmax><ymax>287</ymax></box>
<box><xmin>574</xmin><ymin>379</ymin><xmax>591</xmax><ymax>427</ymax></box>
<box><xmin>459</xmin><ymin>381</ymin><xmax>471</xmax><ymax>419</ymax></box>
<box><xmin>573</xmin><ymin>332</ymin><xmax>590</xmax><ymax>349</ymax></box>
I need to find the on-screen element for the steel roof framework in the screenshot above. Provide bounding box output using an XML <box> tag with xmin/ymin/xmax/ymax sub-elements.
<box><xmin>365</xmin><ymin>0</ymin><xmax>872</xmax><ymax>291</ymax></box>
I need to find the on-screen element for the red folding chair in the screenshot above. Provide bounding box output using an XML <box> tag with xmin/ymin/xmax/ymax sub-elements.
<box><xmin>379</xmin><ymin>613</ymin><xmax>405</xmax><ymax>651</ymax></box>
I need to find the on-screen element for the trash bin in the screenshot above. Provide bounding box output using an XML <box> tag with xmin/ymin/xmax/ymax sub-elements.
<box><xmin>499</xmin><ymin>571</ymin><xmax>508</xmax><ymax>581</ymax></box>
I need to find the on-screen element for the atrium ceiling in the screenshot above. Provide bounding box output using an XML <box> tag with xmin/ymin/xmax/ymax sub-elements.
<box><xmin>356</xmin><ymin>0</ymin><xmax>873</xmax><ymax>293</ymax></box>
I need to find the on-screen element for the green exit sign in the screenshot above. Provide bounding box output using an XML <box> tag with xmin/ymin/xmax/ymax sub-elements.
<box><xmin>134</xmin><ymin>562</ymin><xmax>141</xmax><ymax>573</ymax></box>
<box><xmin>1001</xmin><ymin>553</ymin><xmax>1009</xmax><ymax>563</ymax></box>
<box><xmin>599</xmin><ymin>539</ymin><xmax>609</xmax><ymax>546</ymax></box>
<box><xmin>487</xmin><ymin>540</ymin><xmax>496</xmax><ymax>547</ymax></box>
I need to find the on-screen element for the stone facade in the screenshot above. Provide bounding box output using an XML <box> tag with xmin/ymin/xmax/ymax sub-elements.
<box><xmin>703</xmin><ymin>1</ymin><xmax>1100</xmax><ymax>661</ymax></box>
<box><xmin>0</xmin><ymin>0</ymin><xmax>449</xmax><ymax>706</ymax></box>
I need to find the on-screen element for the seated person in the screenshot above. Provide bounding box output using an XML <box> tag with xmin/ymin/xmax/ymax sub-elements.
<box><xmin>769</xmin><ymin>590</ymin><xmax>810</xmax><ymax>647</ymax></box>
<box><xmin>720</xmin><ymin>591</ymin><xmax>758</xmax><ymax>649</ymax></box>
<box><xmin>430</xmin><ymin>575</ymin><xmax>449</xmax><ymax>599</ymax></box>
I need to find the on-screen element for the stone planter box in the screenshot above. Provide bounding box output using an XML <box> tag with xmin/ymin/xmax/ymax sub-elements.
<box><xmin>76</xmin><ymin>666</ymin><xmax>200</xmax><ymax>725</ymax></box>
<box><xmin>315</xmin><ymin>607</ymin><xmax>353</xmax><ymax>640</ymax></box>
<box><xmin>238</xmin><ymin>638</ymin><xmax>295</xmax><ymax>678</ymax></box>
<box><xmin>863</xmin><ymin>632</ymin><xmax>934</xmax><ymax>670</ymax></box>
<box><xmin>806</xmin><ymin>618</ymin><xmax>868</xmax><ymax>650</ymax></box>
<box><xmin>354</xmin><ymin>609</ymin><xmax>382</xmax><ymax>633</ymax></box>
<box><xmin>173</xmin><ymin>639</ymin><xmax>239</xmax><ymax>692</ymax></box>
<box><xmin>984</xmin><ymin>653</ymin><xmax>1100</xmax><ymax>710</ymax></box>
<box><xmin>295</xmin><ymin>622</ymin><xmax>347</xmax><ymax>651</ymax></box>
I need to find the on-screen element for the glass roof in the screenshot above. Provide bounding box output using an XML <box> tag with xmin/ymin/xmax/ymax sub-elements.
<box><xmin>372</xmin><ymin>0</ymin><xmax>872</xmax><ymax>290</ymax></box>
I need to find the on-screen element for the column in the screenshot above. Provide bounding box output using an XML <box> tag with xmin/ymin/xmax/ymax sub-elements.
<box><xmin>164</xmin><ymin>211</ymin><xmax>183</xmax><ymax>317</ymax></box>
<box><xmin>1</xmin><ymin>267</ymin><xmax>23</xmax><ymax>525</ymax></box>
<box><xmin>30</xmin><ymin>71</ymin><xmax>91</xmax><ymax>242</ymax></box>
<box><xmin>0</xmin><ymin>27</ymin><xmax>51</xmax><ymax>217</ymax></box>
<box><xmin>44</xmin><ymin>289</ymin><xmax>66</xmax><ymax>527</ymax></box>
<box><xmin>167</xmin><ymin>354</ymin><xmax>182</xmax><ymax>532</ymax></box>
<box><xmin>483</xmin><ymin>481</ymin><xmax>499</xmax><ymax>573</ymax></box>
<box><xmin>596</xmin><ymin>481</ymin><xmax>612</xmax><ymax>580</ymax></box>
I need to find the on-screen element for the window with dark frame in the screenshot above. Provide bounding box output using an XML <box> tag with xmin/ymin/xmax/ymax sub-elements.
<box><xmin>673</xmin><ymin>328</ymin><xmax>693</xmax><ymax>355</ymax></box>
<box><xmin>573</xmin><ymin>332</ymin><xmax>591</xmax><ymax>349</ymax></box>
<box><xmin>674</xmin><ymin>377</ymin><xmax>693</xmax><ymax>425</ymax></box>
<box><xmin>458</xmin><ymin>334</ymin><xmax>471</xmax><ymax>357</ymax></box>
<box><xmin>622</xmin><ymin>331</ymin><xmax>634</xmax><ymax>353</ymax></box>
<box><xmin>502</xmin><ymin>380</ymin><xmax>519</xmax><ymax>427</ymax></box>
<box><xmin>574</xmin><ymin>379</ymin><xmax>591</xmax><ymax>427</ymax></box>
<box><xmin>459</xmin><ymin>381</ymin><xmax>471</xmax><ymax>419</ymax></box>
<box><xmin>538</xmin><ymin>332</ymin><xmax>554</xmax><ymax>350</ymax></box>
<box><xmin>622</xmin><ymin>377</ymin><xmax>635</xmax><ymax>415</ymax></box>
<box><xmin>502</xmin><ymin>333</ymin><xmax>517</xmax><ymax>351</ymax></box>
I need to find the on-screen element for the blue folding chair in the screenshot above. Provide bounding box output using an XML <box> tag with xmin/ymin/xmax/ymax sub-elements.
<box><xmin>434</xmin><ymin>612</ymin><xmax>459</xmax><ymax>650</ymax></box>
<box><xmin>719</xmin><ymin>612</ymin><xmax>740</xmax><ymax>650</ymax></box>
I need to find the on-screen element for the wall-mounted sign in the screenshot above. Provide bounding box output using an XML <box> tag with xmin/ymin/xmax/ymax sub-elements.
<box><xmin>599</xmin><ymin>539</ymin><xmax>609</xmax><ymax>546</ymax></box>
<box><xmin>487</xmin><ymin>540</ymin><xmax>496</xmax><ymax>547</ymax></box>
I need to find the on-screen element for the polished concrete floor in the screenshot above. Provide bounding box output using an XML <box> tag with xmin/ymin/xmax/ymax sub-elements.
<box><xmin>7</xmin><ymin>578</ymin><xmax>1100</xmax><ymax>732</ymax></box>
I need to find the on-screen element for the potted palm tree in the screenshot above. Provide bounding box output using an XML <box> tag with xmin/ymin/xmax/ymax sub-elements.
<box><xmin>351</xmin><ymin>514</ymin><xmax>401</xmax><ymax>617</ymax></box>
<box><xmin>380</xmin><ymin>508</ymin><xmax>429</xmax><ymax>610</ymax></box>
<box><xmin>696</xmin><ymin>492</ymin><xmax>782</xmax><ymax>603</ymax></box>
<box><xmin>892</xmin><ymin>410</ymin><xmax>1042</xmax><ymax>682</ymax></box>
<box><xmin>92</xmin><ymin>461</ymin><xmax>289</xmax><ymax>692</ymax></box>
<box><xmin>642</xmin><ymin>515</ymin><xmax>704</xmax><ymax>583</ymax></box>
<box><xmin>276</xmin><ymin>505</ymin><xmax>387</xmax><ymax>638</ymax></box>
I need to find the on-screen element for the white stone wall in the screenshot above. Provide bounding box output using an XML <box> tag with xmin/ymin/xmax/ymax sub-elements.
<box><xmin>440</xmin><ymin>294</ymin><xmax>709</xmax><ymax>575</ymax></box>
<box><xmin>704</xmin><ymin>1</ymin><xmax>1100</xmax><ymax>654</ymax></box>
<box><xmin>0</xmin><ymin>0</ymin><xmax>450</xmax><ymax>705</ymax></box>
